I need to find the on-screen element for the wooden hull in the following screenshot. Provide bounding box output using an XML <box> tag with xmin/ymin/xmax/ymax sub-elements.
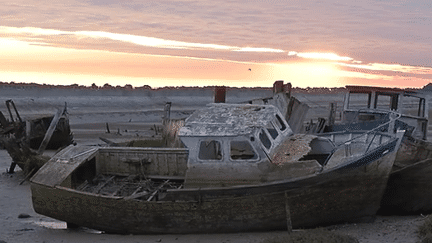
<box><xmin>324</xmin><ymin>125</ymin><xmax>432</xmax><ymax>214</ymax></box>
<box><xmin>30</xmin><ymin>138</ymin><xmax>399</xmax><ymax>234</ymax></box>
<box><xmin>380</xmin><ymin>137</ymin><xmax>432</xmax><ymax>214</ymax></box>
<box><xmin>31</xmin><ymin>184</ymin><xmax>290</xmax><ymax>234</ymax></box>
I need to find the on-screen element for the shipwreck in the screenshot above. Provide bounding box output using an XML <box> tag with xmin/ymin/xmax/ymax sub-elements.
<box><xmin>30</xmin><ymin>101</ymin><xmax>404</xmax><ymax>234</ymax></box>
<box><xmin>316</xmin><ymin>85</ymin><xmax>432</xmax><ymax>214</ymax></box>
<box><xmin>0</xmin><ymin>100</ymin><xmax>73</xmax><ymax>174</ymax></box>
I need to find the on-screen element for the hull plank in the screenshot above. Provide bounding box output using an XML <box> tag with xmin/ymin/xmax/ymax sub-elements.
<box><xmin>31</xmin><ymin>184</ymin><xmax>289</xmax><ymax>234</ymax></box>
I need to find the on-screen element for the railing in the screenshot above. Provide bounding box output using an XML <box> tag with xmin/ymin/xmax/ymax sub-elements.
<box><xmin>322</xmin><ymin>111</ymin><xmax>402</xmax><ymax>163</ymax></box>
<box><xmin>338</xmin><ymin>111</ymin><xmax>401</xmax><ymax>146</ymax></box>
<box><xmin>345</xmin><ymin>108</ymin><xmax>393</xmax><ymax>123</ymax></box>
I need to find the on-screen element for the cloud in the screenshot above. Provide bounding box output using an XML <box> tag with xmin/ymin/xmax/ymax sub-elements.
<box><xmin>1</xmin><ymin>0</ymin><xmax>431</xmax><ymax>89</ymax></box>
<box><xmin>234</xmin><ymin>47</ymin><xmax>284</xmax><ymax>53</ymax></box>
<box><xmin>288</xmin><ymin>51</ymin><xmax>354</xmax><ymax>62</ymax></box>
<box><xmin>337</xmin><ymin>62</ymin><xmax>432</xmax><ymax>75</ymax></box>
<box><xmin>0</xmin><ymin>26</ymin><xmax>285</xmax><ymax>53</ymax></box>
<box><xmin>1</xmin><ymin>0</ymin><xmax>431</xmax><ymax>67</ymax></box>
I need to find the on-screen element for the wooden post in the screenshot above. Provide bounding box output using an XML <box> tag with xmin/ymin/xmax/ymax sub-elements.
<box><xmin>285</xmin><ymin>191</ymin><xmax>293</xmax><ymax>233</ymax></box>
<box><xmin>37</xmin><ymin>108</ymin><xmax>63</xmax><ymax>155</ymax></box>
<box><xmin>284</xmin><ymin>82</ymin><xmax>292</xmax><ymax>97</ymax></box>
<box><xmin>214</xmin><ymin>86</ymin><xmax>226</xmax><ymax>103</ymax></box>
<box><xmin>328</xmin><ymin>102</ymin><xmax>337</xmax><ymax>126</ymax></box>
<box><xmin>164</xmin><ymin>102</ymin><xmax>172</xmax><ymax>120</ymax></box>
<box><xmin>273</xmin><ymin>80</ymin><xmax>284</xmax><ymax>94</ymax></box>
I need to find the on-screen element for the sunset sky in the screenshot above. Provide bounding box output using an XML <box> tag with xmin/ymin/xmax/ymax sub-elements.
<box><xmin>1</xmin><ymin>0</ymin><xmax>431</xmax><ymax>88</ymax></box>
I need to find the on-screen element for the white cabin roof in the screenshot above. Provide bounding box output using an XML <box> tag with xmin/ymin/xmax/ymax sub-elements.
<box><xmin>179</xmin><ymin>103</ymin><xmax>283</xmax><ymax>137</ymax></box>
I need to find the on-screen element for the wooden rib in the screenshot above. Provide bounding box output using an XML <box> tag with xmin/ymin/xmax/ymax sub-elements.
<box><xmin>130</xmin><ymin>186</ymin><xmax>143</xmax><ymax>196</ymax></box>
<box><xmin>124</xmin><ymin>190</ymin><xmax>150</xmax><ymax>200</ymax></box>
<box><xmin>110</xmin><ymin>183</ymin><xmax>126</xmax><ymax>197</ymax></box>
<box><xmin>147</xmin><ymin>180</ymin><xmax>170</xmax><ymax>201</ymax></box>
<box><xmin>93</xmin><ymin>175</ymin><xmax>115</xmax><ymax>194</ymax></box>
<box><xmin>76</xmin><ymin>180</ymin><xmax>89</xmax><ymax>191</ymax></box>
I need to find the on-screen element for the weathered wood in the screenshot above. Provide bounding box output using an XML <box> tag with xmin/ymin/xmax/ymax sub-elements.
<box><xmin>323</xmin><ymin>85</ymin><xmax>432</xmax><ymax>213</ymax></box>
<box><xmin>76</xmin><ymin>180</ymin><xmax>89</xmax><ymax>191</ymax></box>
<box><xmin>110</xmin><ymin>183</ymin><xmax>127</xmax><ymax>197</ymax></box>
<box><xmin>19</xmin><ymin>167</ymin><xmax>36</xmax><ymax>185</ymax></box>
<box><xmin>285</xmin><ymin>191</ymin><xmax>292</xmax><ymax>233</ymax></box>
<box><xmin>147</xmin><ymin>180</ymin><xmax>169</xmax><ymax>201</ymax></box>
<box><xmin>328</xmin><ymin>102</ymin><xmax>337</xmax><ymax>126</ymax></box>
<box><xmin>37</xmin><ymin>108</ymin><xmax>63</xmax><ymax>154</ymax></box>
<box><xmin>30</xmin><ymin>132</ymin><xmax>401</xmax><ymax>233</ymax></box>
<box><xmin>124</xmin><ymin>190</ymin><xmax>149</xmax><ymax>200</ymax></box>
<box><xmin>380</xmin><ymin>158</ymin><xmax>432</xmax><ymax>214</ymax></box>
<box><xmin>92</xmin><ymin>175</ymin><xmax>115</xmax><ymax>193</ymax></box>
<box><xmin>29</xmin><ymin>99</ymin><xmax>404</xmax><ymax>234</ymax></box>
<box><xmin>32</xmin><ymin>183</ymin><xmax>289</xmax><ymax>234</ymax></box>
<box><xmin>99</xmin><ymin>137</ymin><xmax>119</xmax><ymax>146</ymax></box>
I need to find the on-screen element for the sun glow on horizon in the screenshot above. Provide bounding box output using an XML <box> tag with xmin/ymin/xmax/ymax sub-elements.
<box><xmin>268</xmin><ymin>62</ymin><xmax>346</xmax><ymax>87</ymax></box>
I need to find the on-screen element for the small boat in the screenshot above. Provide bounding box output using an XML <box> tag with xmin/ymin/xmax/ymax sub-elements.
<box><xmin>317</xmin><ymin>85</ymin><xmax>432</xmax><ymax>214</ymax></box>
<box><xmin>30</xmin><ymin>103</ymin><xmax>404</xmax><ymax>234</ymax></box>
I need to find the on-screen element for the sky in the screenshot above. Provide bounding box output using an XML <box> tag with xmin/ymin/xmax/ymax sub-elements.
<box><xmin>0</xmin><ymin>0</ymin><xmax>431</xmax><ymax>88</ymax></box>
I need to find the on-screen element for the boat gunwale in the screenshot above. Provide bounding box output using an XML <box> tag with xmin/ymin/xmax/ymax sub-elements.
<box><xmin>389</xmin><ymin>157</ymin><xmax>432</xmax><ymax>174</ymax></box>
<box><xmin>31</xmin><ymin>134</ymin><xmax>400</xmax><ymax>194</ymax></box>
<box><xmin>165</xmin><ymin>136</ymin><xmax>400</xmax><ymax>194</ymax></box>
<box><xmin>343</xmin><ymin>108</ymin><xmax>428</xmax><ymax>121</ymax></box>
<box><xmin>33</xmin><ymin>182</ymin><xmax>293</xmax><ymax>203</ymax></box>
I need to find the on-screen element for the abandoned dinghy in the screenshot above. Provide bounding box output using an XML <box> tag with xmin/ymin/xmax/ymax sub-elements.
<box><xmin>30</xmin><ymin>103</ymin><xmax>404</xmax><ymax>234</ymax></box>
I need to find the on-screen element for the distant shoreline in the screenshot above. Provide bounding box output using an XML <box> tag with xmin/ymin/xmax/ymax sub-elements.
<box><xmin>0</xmin><ymin>80</ymin><xmax>429</xmax><ymax>98</ymax></box>
<box><xmin>0</xmin><ymin>81</ymin><xmax>352</xmax><ymax>96</ymax></box>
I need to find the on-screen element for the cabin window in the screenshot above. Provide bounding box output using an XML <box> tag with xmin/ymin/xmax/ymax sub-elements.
<box><xmin>347</xmin><ymin>92</ymin><xmax>371</xmax><ymax>109</ymax></box>
<box><xmin>265</xmin><ymin>123</ymin><xmax>279</xmax><ymax>139</ymax></box>
<box><xmin>274</xmin><ymin>114</ymin><xmax>287</xmax><ymax>131</ymax></box>
<box><xmin>375</xmin><ymin>93</ymin><xmax>398</xmax><ymax>111</ymax></box>
<box><xmin>259</xmin><ymin>129</ymin><xmax>271</xmax><ymax>150</ymax></box>
<box><xmin>198</xmin><ymin>140</ymin><xmax>222</xmax><ymax>160</ymax></box>
<box><xmin>230</xmin><ymin>141</ymin><xmax>258</xmax><ymax>160</ymax></box>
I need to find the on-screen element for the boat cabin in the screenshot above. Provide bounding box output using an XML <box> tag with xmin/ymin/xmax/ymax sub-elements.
<box><xmin>341</xmin><ymin>86</ymin><xmax>429</xmax><ymax>140</ymax></box>
<box><xmin>178</xmin><ymin>103</ymin><xmax>334</xmax><ymax>188</ymax></box>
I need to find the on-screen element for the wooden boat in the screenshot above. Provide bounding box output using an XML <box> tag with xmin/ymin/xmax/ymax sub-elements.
<box><xmin>30</xmin><ymin>103</ymin><xmax>404</xmax><ymax>234</ymax></box>
<box><xmin>0</xmin><ymin>100</ymin><xmax>73</xmax><ymax>173</ymax></box>
<box><xmin>318</xmin><ymin>86</ymin><xmax>432</xmax><ymax>214</ymax></box>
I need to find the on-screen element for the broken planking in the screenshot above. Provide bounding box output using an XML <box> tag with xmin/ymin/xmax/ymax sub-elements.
<box><xmin>0</xmin><ymin>100</ymin><xmax>73</xmax><ymax>174</ymax></box>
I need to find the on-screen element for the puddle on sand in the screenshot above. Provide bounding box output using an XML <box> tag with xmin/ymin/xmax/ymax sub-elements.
<box><xmin>33</xmin><ymin>221</ymin><xmax>67</xmax><ymax>229</ymax></box>
<box><xmin>32</xmin><ymin>221</ymin><xmax>103</xmax><ymax>234</ymax></box>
